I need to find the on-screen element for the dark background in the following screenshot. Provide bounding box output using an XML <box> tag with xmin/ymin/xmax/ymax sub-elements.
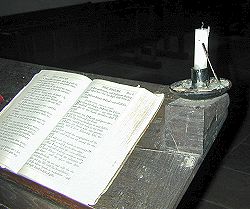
<box><xmin>0</xmin><ymin>0</ymin><xmax>249</xmax><ymax>72</ymax></box>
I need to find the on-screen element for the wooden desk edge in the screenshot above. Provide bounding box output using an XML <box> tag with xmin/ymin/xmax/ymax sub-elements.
<box><xmin>0</xmin><ymin>169</ymin><xmax>91</xmax><ymax>209</ymax></box>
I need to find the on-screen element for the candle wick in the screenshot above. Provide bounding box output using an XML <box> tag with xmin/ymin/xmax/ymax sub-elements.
<box><xmin>201</xmin><ymin>43</ymin><xmax>221</xmax><ymax>84</ymax></box>
<box><xmin>201</xmin><ymin>22</ymin><xmax>204</xmax><ymax>29</ymax></box>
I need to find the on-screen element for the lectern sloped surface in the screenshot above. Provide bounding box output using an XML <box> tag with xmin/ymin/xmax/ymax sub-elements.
<box><xmin>0</xmin><ymin>58</ymin><xmax>229</xmax><ymax>209</ymax></box>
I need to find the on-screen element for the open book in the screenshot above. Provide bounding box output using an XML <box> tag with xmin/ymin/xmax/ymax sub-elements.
<box><xmin>0</xmin><ymin>70</ymin><xmax>164</xmax><ymax>206</ymax></box>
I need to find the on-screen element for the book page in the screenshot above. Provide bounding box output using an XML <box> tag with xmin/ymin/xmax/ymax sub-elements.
<box><xmin>19</xmin><ymin>79</ymin><xmax>164</xmax><ymax>205</ymax></box>
<box><xmin>0</xmin><ymin>70</ymin><xmax>92</xmax><ymax>172</ymax></box>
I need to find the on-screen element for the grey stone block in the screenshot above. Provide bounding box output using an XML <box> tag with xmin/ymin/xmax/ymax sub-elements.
<box><xmin>165</xmin><ymin>94</ymin><xmax>230</xmax><ymax>154</ymax></box>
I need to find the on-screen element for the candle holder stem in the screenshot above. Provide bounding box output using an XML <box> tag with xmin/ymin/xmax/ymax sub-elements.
<box><xmin>191</xmin><ymin>67</ymin><xmax>210</xmax><ymax>88</ymax></box>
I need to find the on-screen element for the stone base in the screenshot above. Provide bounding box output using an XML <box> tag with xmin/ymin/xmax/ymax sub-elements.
<box><xmin>165</xmin><ymin>94</ymin><xmax>230</xmax><ymax>154</ymax></box>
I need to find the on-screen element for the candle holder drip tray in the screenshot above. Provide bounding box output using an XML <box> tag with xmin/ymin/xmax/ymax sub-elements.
<box><xmin>169</xmin><ymin>77</ymin><xmax>232</xmax><ymax>100</ymax></box>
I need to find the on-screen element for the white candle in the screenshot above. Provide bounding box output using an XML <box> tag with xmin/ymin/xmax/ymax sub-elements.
<box><xmin>194</xmin><ymin>26</ymin><xmax>210</xmax><ymax>70</ymax></box>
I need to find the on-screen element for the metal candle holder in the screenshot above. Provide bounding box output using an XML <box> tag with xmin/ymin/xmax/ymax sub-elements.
<box><xmin>170</xmin><ymin>43</ymin><xmax>231</xmax><ymax>100</ymax></box>
<box><xmin>191</xmin><ymin>67</ymin><xmax>210</xmax><ymax>88</ymax></box>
